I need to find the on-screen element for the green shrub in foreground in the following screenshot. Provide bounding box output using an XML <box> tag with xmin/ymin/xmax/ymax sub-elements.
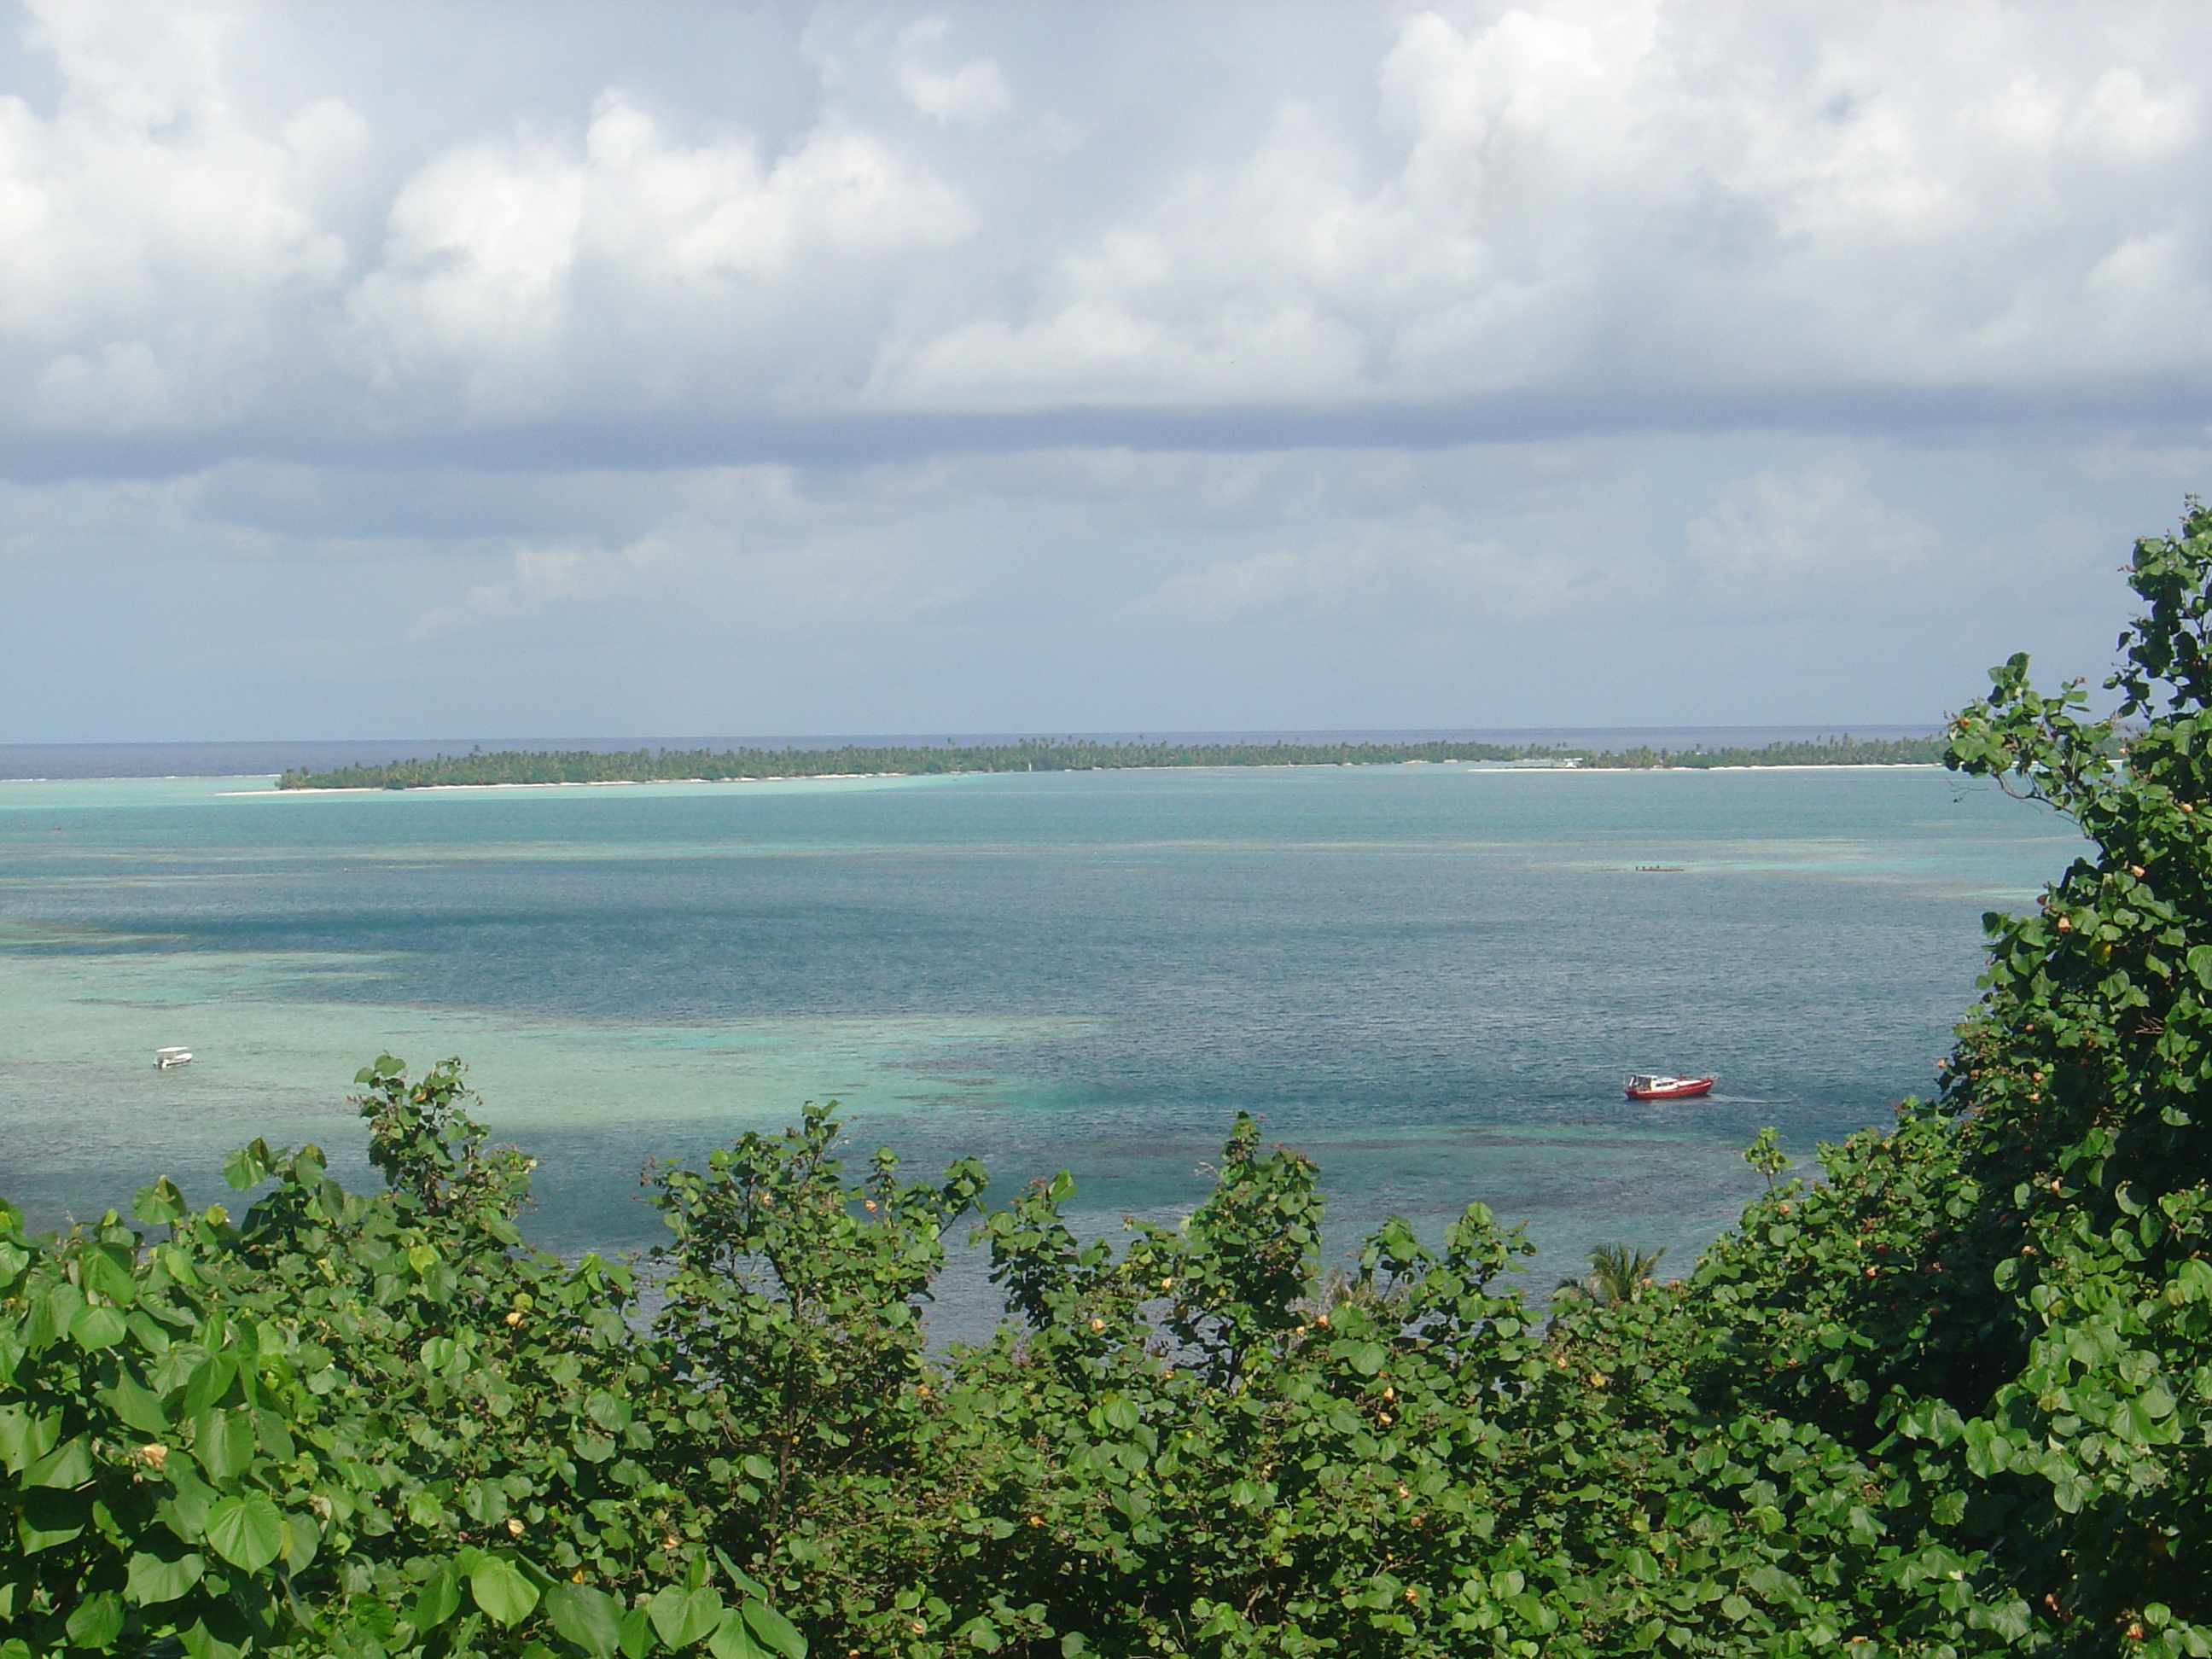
<box><xmin>0</xmin><ymin>1059</ymin><xmax>800</xmax><ymax>1659</ymax></box>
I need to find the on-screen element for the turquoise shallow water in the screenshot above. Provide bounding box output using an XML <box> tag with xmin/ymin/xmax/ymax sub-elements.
<box><xmin>0</xmin><ymin>764</ymin><xmax>2078</xmax><ymax>1327</ymax></box>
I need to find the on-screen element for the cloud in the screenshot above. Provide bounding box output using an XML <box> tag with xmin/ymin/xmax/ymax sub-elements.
<box><xmin>866</xmin><ymin>3</ymin><xmax>2212</xmax><ymax>413</ymax></box>
<box><xmin>0</xmin><ymin>13</ymin><xmax>357</xmax><ymax>430</ymax></box>
<box><xmin>895</xmin><ymin>19</ymin><xmax>1010</xmax><ymax>125</ymax></box>
<box><xmin>344</xmin><ymin>94</ymin><xmax>976</xmax><ymax>419</ymax></box>
<box><xmin>1137</xmin><ymin>526</ymin><xmax>1586</xmax><ymax>626</ymax></box>
<box><xmin>0</xmin><ymin>1</ymin><xmax>2207</xmax><ymax>447</ymax></box>
<box><xmin>1683</xmin><ymin>462</ymin><xmax>1939</xmax><ymax>614</ymax></box>
<box><xmin>396</xmin><ymin>457</ymin><xmax>990</xmax><ymax>644</ymax></box>
<box><xmin>408</xmin><ymin>534</ymin><xmax>689</xmax><ymax>638</ymax></box>
<box><xmin>0</xmin><ymin>2</ymin><xmax>2201</xmax><ymax>741</ymax></box>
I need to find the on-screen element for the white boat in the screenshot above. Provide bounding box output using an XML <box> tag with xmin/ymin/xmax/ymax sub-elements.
<box><xmin>154</xmin><ymin>1047</ymin><xmax>193</xmax><ymax>1070</ymax></box>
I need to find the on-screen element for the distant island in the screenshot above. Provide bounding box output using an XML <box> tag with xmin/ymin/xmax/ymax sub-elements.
<box><xmin>275</xmin><ymin>732</ymin><xmax>1945</xmax><ymax>789</ymax></box>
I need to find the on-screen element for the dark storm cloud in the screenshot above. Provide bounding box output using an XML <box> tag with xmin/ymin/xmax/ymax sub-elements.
<box><xmin>8</xmin><ymin>372</ymin><xmax>2212</xmax><ymax>486</ymax></box>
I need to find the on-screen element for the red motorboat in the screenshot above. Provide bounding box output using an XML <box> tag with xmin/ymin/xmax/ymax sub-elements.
<box><xmin>1624</xmin><ymin>1073</ymin><xmax>1715</xmax><ymax>1101</ymax></box>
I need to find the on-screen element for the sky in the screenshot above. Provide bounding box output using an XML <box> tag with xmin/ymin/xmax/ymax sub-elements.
<box><xmin>3</xmin><ymin>0</ymin><xmax>2209</xmax><ymax>742</ymax></box>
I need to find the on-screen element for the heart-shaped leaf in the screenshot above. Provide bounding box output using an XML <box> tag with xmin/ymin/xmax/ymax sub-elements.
<box><xmin>192</xmin><ymin>1410</ymin><xmax>257</xmax><ymax>1482</ymax></box>
<box><xmin>204</xmin><ymin>1493</ymin><xmax>284</xmax><ymax>1573</ymax></box>
<box><xmin>546</xmin><ymin>1583</ymin><xmax>624</xmax><ymax>1658</ymax></box>
<box><xmin>179</xmin><ymin>1611</ymin><xmax>248</xmax><ymax>1659</ymax></box>
<box><xmin>26</xmin><ymin>1434</ymin><xmax>91</xmax><ymax>1490</ymax></box>
<box><xmin>17</xmin><ymin>1487</ymin><xmax>87</xmax><ymax>1552</ymax></box>
<box><xmin>66</xmin><ymin>1589</ymin><xmax>125</xmax><ymax>1649</ymax></box>
<box><xmin>103</xmin><ymin>1372</ymin><xmax>172</xmax><ymax>1436</ymax></box>
<box><xmin>81</xmin><ymin>1248</ymin><xmax>138</xmax><ymax>1307</ymax></box>
<box><xmin>413</xmin><ymin>1563</ymin><xmax>462</xmax><ymax>1630</ymax></box>
<box><xmin>69</xmin><ymin>1304</ymin><xmax>128</xmax><ymax>1351</ymax></box>
<box><xmin>125</xmin><ymin>1546</ymin><xmax>206</xmax><ymax>1605</ymax></box>
<box><xmin>132</xmin><ymin>1176</ymin><xmax>188</xmax><ymax>1225</ymax></box>
<box><xmin>649</xmin><ymin>1584</ymin><xmax>725</xmax><ymax>1649</ymax></box>
<box><xmin>708</xmin><ymin>1613</ymin><xmax>767</xmax><ymax>1659</ymax></box>
<box><xmin>469</xmin><ymin>1553</ymin><xmax>541</xmax><ymax>1626</ymax></box>
<box><xmin>280</xmin><ymin>1505</ymin><xmax>320</xmax><ymax>1572</ymax></box>
<box><xmin>222</xmin><ymin>1142</ymin><xmax>271</xmax><ymax>1192</ymax></box>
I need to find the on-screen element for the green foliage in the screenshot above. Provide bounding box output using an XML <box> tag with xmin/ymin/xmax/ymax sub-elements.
<box><xmin>1559</xmin><ymin>1243</ymin><xmax>1668</xmax><ymax>1307</ymax></box>
<box><xmin>35</xmin><ymin>503</ymin><xmax>2212</xmax><ymax>1654</ymax></box>
<box><xmin>272</xmin><ymin>733</ymin><xmax>1941</xmax><ymax>791</ymax></box>
<box><xmin>276</xmin><ymin>737</ymin><xmax>1545</xmax><ymax>789</ymax></box>
<box><xmin>1574</xmin><ymin>733</ymin><xmax>1947</xmax><ymax>770</ymax></box>
<box><xmin>1924</xmin><ymin>496</ymin><xmax>2212</xmax><ymax>1645</ymax></box>
<box><xmin>1744</xmin><ymin>1126</ymin><xmax>1794</xmax><ymax>1190</ymax></box>
<box><xmin>0</xmin><ymin>1058</ymin><xmax>798</xmax><ymax>1658</ymax></box>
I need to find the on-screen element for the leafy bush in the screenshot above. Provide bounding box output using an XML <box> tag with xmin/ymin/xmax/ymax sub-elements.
<box><xmin>20</xmin><ymin>502</ymin><xmax>2212</xmax><ymax>1656</ymax></box>
<box><xmin>0</xmin><ymin>1059</ymin><xmax>800</xmax><ymax>1659</ymax></box>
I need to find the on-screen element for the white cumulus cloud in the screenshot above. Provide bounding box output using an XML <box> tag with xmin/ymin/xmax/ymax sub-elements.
<box><xmin>896</xmin><ymin>19</ymin><xmax>1010</xmax><ymax>125</ymax></box>
<box><xmin>3</xmin><ymin>0</ymin><xmax>2207</xmax><ymax>435</ymax></box>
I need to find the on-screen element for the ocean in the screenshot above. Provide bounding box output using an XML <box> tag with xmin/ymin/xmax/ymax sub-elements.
<box><xmin>0</xmin><ymin>759</ymin><xmax>2078</xmax><ymax>1332</ymax></box>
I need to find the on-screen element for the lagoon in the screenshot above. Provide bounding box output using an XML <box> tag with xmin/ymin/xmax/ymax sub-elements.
<box><xmin>0</xmin><ymin>762</ymin><xmax>2077</xmax><ymax>1323</ymax></box>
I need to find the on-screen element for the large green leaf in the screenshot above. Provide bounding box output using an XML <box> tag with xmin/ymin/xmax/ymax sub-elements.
<box><xmin>181</xmin><ymin>1352</ymin><xmax>237</xmax><ymax>1416</ymax></box>
<box><xmin>29</xmin><ymin>1281</ymin><xmax>82</xmax><ymax>1348</ymax></box>
<box><xmin>281</xmin><ymin>1505</ymin><xmax>320</xmax><ymax>1572</ymax></box>
<box><xmin>0</xmin><ymin>1404</ymin><xmax>58</xmax><ymax>1473</ymax></box>
<box><xmin>81</xmin><ymin>1246</ymin><xmax>138</xmax><ymax>1307</ymax></box>
<box><xmin>546</xmin><ymin>1583</ymin><xmax>625</xmax><ymax>1658</ymax></box>
<box><xmin>469</xmin><ymin>1553</ymin><xmax>542</xmax><ymax>1627</ymax></box>
<box><xmin>16</xmin><ymin>1488</ymin><xmax>86</xmax><ymax>1552</ymax></box>
<box><xmin>157</xmin><ymin>1463</ymin><xmax>217</xmax><ymax>1542</ymax></box>
<box><xmin>69</xmin><ymin>1303</ymin><xmax>129</xmax><ymax>1350</ymax></box>
<box><xmin>179</xmin><ymin>1611</ymin><xmax>249</xmax><ymax>1659</ymax></box>
<box><xmin>252</xmin><ymin>1406</ymin><xmax>296</xmax><ymax>1464</ymax></box>
<box><xmin>65</xmin><ymin>1590</ymin><xmax>125</xmax><ymax>1650</ymax></box>
<box><xmin>132</xmin><ymin>1175</ymin><xmax>188</xmax><ymax>1225</ymax></box>
<box><xmin>190</xmin><ymin>1409</ymin><xmax>256</xmax><ymax>1481</ymax></box>
<box><xmin>649</xmin><ymin>1585</ymin><xmax>726</xmax><ymax>1649</ymax></box>
<box><xmin>204</xmin><ymin>1493</ymin><xmax>285</xmax><ymax>1572</ymax></box>
<box><xmin>104</xmin><ymin>1371</ymin><xmax>172</xmax><ymax>1436</ymax></box>
<box><xmin>742</xmin><ymin>1600</ymin><xmax>807</xmax><ymax>1659</ymax></box>
<box><xmin>125</xmin><ymin>1547</ymin><xmax>206</xmax><ymax>1605</ymax></box>
<box><xmin>222</xmin><ymin>1141</ymin><xmax>273</xmax><ymax>1191</ymax></box>
<box><xmin>413</xmin><ymin>1563</ymin><xmax>462</xmax><ymax>1630</ymax></box>
<box><xmin>26</xmin><ymin>1435</ymin><xmax>92</xmax><ymax>1489</ymax></box>
<box><xmin>708</xmin><ymin>1614</ymin><xmax>767</xmax><ymax>1659</ymax></box>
